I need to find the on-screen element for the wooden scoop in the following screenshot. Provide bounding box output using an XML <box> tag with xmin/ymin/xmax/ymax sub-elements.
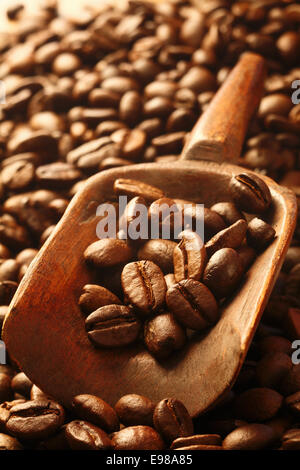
<box><xmin>2</xmin><ymin>53</ymin><xmax>297</xmax><ymax>417</ymax></box>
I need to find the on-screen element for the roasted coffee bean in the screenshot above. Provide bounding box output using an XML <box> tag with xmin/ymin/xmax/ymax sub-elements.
<box><xmin>0</xmin><ymin>259</ymin><xmax>20</xmax><ymax>282</ymax></box>
<box><xmin>119</xmin><ymin>91</ymin><xmax>143</xmax><ymax>126</ymax></box>
<box><xmin>111</xmin><ymin>425</ymin><xmax>164</xmax><ymax>450</ymax></box>
<box><xmin>144</xmin><ymin>312</ymin><xmax>186</xmax><ymax>359</ymax></box>
<box><xmin>222</xmin><ymin>424</ymin><xmax>277</xmax><ymax>450</ymax></box>
<box><xmin>52</xmin><ymin>53</ymin><xmax>82</xmax><ymax>76</ymax></box>
<box><xmin>203</xmin><ymin>248</ymin><xmax>243</xmax><ymax>299</ymax></box>
<box><xmin>258</xmin><ymin>93</ymin><xmax>293</xmax><ymax>119</ymax></box>
<box><xmin>115</xmin><ymin>394</ymin><xmax>155</xmax><ymax>427</ymax></box>
<box><xmin>114</xmin><ymin>178</ymin><xmax>164</xmax><ymax>202</ymax></box>
<box><xmin>1</xmin><ymin>161</ymin><xmax>35</xmax><ymax>191</ymax></box>
<box><xmin>6</xmin><ymin>400</ymin><xmax>65</xmax><ymax>441</ymax></box>
<box><xmin>282</xmin><ymin>428</ymin><xmax>300</xmax><ymax>450</ymax></box>
<box><xmin>35</xmin><ymin>163</ymin><xmax>82</xmax><ymax>188</ymax></box>
<box><xmin>285</xmin><ymin>391</ymin><xmax>300</xmax><ymax>417</ymax></box>
<box><xmin>171</xmin><ymin>434</ymin><xmax>221</xmax><ymax>449</ymax></box>
<box><xmin>37</xmin><ymin>425</ymin><xmax>69</xmax><ymax>450</ymax></box>
<box><xmin>11</xmin><ymin>373</ymin><xmax>33</xmax><ymax>398</ymax></box>
<box><xmin>0</xmin><ymin>399</ymin><xmax>25</xmax><ymax>432</ymax></box>
<box><xmin>0</xmin><ymin>433</ymin><xmax>23</xmax><ymax>450</ymax></box>
<box><xmin>121</xmin><ymin>261</ymin><xmax>166</xmax><ymax>316</ymax></box>
<box><xmin>85</xmin><ymin>305</ymin><xmax>141</xmax><ymax>348</ymax></box>
<box><xmin>210</xmin><ymin>202</ymin><xmax>245</xmax><ymax>226</ymax></box>
<box><xmin>138</xmin><ymin>240</ymin><xmax>177</xmax><ymax>274</ymax></box>
<box><xmin>0</xmin><ymin>281</ymin><xmax>18</xmax><ymax>305</ymax></box>
<box><xmin>247</xmin><ymin>218</ymin><xmax>276</xmax><ymax>250</ymax></box>
<box><xmin>65</xmin><ymin>420</ymin><xmax>112</xmax><ymax>450</ymax></box>
<box><xmin>153</xmin><ymin>398</ymin><xmax>193</xmax><ymax>444</ymax></box>
<box><xmin>173</xmin><ymin>231</ymin><xmax>206</xmax><ymax>282</ymax></box>
<box><xmin>84</xmin><ymin>239</ymin><xmax>133</xmax><ymax>268</ymax></box>
<box><xmin>256</xmin><ymin>352</ymin><xmax>293</xmax><ymax>389</ymax></box>
<box><xmin>0</xmin><ymin>214</ymin><xmax>30</xmax><ymax>250</ymax></box>
<box><xmin>229</xmin><ymin>173</ymin><xmax>272</xmax><ymax>214</ymax></box>
<box><xmin>79</xmin><ymin>284</ymin><xmax>121</xmax><ymax>315</ymax></box>
<box><xmin>234</xmin><ymin>388</ymin><xmax>283</xmax><ymax>422</ymax></box>
<box><xmin>205</xmin><ymin>219</ymin><xmax>247</xmax><ymax>258</ymax></box>
<box><xmin>166</xmin><ymin>279</ymin><xmax>218</xmax><ymax>331</ymax></box>
<box><xmin>72</xmin><ymin>394</ymin><xmax>119</xmax><ymax>433</ymax></box>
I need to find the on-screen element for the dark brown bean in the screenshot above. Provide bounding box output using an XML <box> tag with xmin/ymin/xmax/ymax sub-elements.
<box><xmin>84</xmin><ymin>239</ymin><xmax>133</xmax><ymax>268</ymax></box>
<box><xmin>0</xmin><ymin>433</ymin><xmax>23</xmax><ymax>450</ymax></box>
<box><xmin>282</xmin><ymin>428</ymin><xmax>300</xmax><ymax>450</ymax></box>
<box><xmin>85</xmin><ymin>305</ymin><xmax>141</xmax><ymax>348</ymax></box>
<box><xmin>166</xmin><ymin>279</ymin><xmax>218</xmax><ymax>331</ymax></box>
<box><xmin>222</xmin><ymin>424</ymin><xmax>277</xmax><ymax>450</ymax></box>
<box><xmin>114</xmin><ymin>394</ymin><xmax>155</xmax><ymax>427</ymax></box>
<box><xmin>138</xmin><ymin>239</ymin><xmax>176</xmax><ymax>274</ymax></box>
<box><xmin>6</xmin><ymin>400</ymin><xmax>65</xmax><ymax>441</ymax></box>
<box><xmin>171</xmin><ymin>434</ymin><xmax>221</xmax><ymax>449</ymax></box>
<box><xmin>72</xmin><ymin>394</ymin><xmax>119</xmax><ymax>433</ymax></box>
<box><xmin>234</xmin><ymin>388</ymin><xmax>283</xmax><ymax>422</ymax></box>
<box><xmin>153</xmin><ymin>398</ymin><xmax>193</xmax><ymax>444</ymax></box>
<box><xmin>247</xmin><ymin>217</ymin><xmax>276</xmax><ymax>250</ymax></box>
<box><xmin>205</xmin><ymin>219</ymin><xmax>247</xmax><ymax>258</ymax></box>
<box><xmin>114</xmin><ymin>178</ymin><xmax>164</xmax><ymax>202</ymax></box>
<box><xmin>173</xmin><ymin>231</ymin><xmax>206</xmax><ymax>282</ymax></box>
<box><xmin>121</xmin><ymin>260</ymin><xmax>166</xmax><ymax>316</ymax></box>
<box><xmin>79</xmin><ymin>284</ymin><xmax>121</xmax><ymax>315</ymax></box>
<box><xmin>144</xmin><ymin>312</ymin><xmax>186</xmax><ymax>359</ymax></box>
<box><xmin>111</xmin><ymin>425</ymin><xmax>164</xmax><ymax>450</ymax></box>
<box><xmin>11</xmin><ymin>373</ymin><xmax>32</xmax><ymax>398</ymax></box>
<box><xmin>229</xmin><ymin>172</ymin><xmax>272</xmax><ymax>214</ymax></box>
<box><xmin>65</xmin><ymin>420</ymin><xmax>112</xmax><ymax>450</ymax></box>
<box><xmin>210</xmin><ymin>202</ymin><xmax>245</xmax><ymax>226</ymax></box>
<box><xmin>203</xmin><ymin>248</ymin><xmax>243</xmax><ymax>299</ymax></box>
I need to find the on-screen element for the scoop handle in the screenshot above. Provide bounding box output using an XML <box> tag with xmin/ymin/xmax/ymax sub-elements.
<box><xmin>180</xmin><ymin>52</ymin><xmax>266</xmax><ymax>163</ymax></box>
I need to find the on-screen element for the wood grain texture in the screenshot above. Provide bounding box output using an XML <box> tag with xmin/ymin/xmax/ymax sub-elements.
<box><xmin>2</xmin><ymin>161</ymin><xmax>296</xmax><ymax>417</ymax></box>
<box><xmin>181</xmin><ymin>52</ymin><xmax>266</xmax><ymax>163</ymax></box>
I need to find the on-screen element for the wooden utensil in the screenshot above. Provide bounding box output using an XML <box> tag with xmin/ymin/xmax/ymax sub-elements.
<box><xmin>3</xmin><ymin>53</ymin><xmax>297</xmax><ymax>417</ymax></box>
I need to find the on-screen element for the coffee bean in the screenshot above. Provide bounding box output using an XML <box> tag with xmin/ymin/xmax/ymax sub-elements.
<box><xmin>144</xmin><ymin>312</ymin><xmax>186</xmax><ymax>359</ymax></box>
<box><xmin>111</xmin><ymin>425</ymin><xmax>164</xmax><ymax>450</ymax></box>
<box><xmin>166</xmin><ymin>279</ymin><xmax>218</xmax><ymax>331</ymax></box>
<box><xmin>84</xmin><ymin>239</ymin><xmax>133</xmax><ymax>268</ymax></box>
<box><xmin>258</xmin><ymin>93</ymin><xmax>293</xmax><ymax>119</ymax></box>
<box><xmin>0</xmin><ymin>259</ymin><xmax>20</xmax><ymax>282</ymax></box>
<box><xmin>121</xmin><ymin>261</ymin><xmax>166</xmax><ymax>316</ymax></box>
<box><xmin>282</xmin><ymin>428</ymin><xmax>300</xmax><ymax>450</ymax></box>
<box><xmin>173</xmin><ymin>231</ymin><xmax>206</xmax><ymax>282</ymax></box>
<box><xmin>115</xmin><ymin>394</ymin><xmax>155</xmax><ymax>428</ymax></box>
<box><xmin>171</xmin><ymin>434</ymin><xmax>222</xmax><ymax>449</ymax></box>
<box><xmin>276</xmin><ymin>32</ymin><xmax>300</xmax><ymax>66</ymax></box>
<box><xmin>0</xmin><ymin>281</ymin><xmax>18</xmax><ymax>305</ymax></box>
<box><xmin>11</xmin><ymin>373</ymin><xmax>33</xmax><ymax>398</ymax></box>
<box><xmin>72</xmin><ymin>394</ymin><xmax>119</xmax><ymax>433</ymax></box>
<box><xmin>114</xmin><ymin>178</ymin><xmax>164</xmax><ymax>202</ymax></box>
<box><xmin>153</xmin><ymin>398</ymin><xmax>193</xmax><ymax>444</ymax></box>
<box><xmin>203</xmin><ymin>248</ymin><xmax>243</xmax><ymax>299</ymax></box>
<box><xmin>285</xmin><ymin>391</ymin><xmax>300</xmax><ymax>417</ymax></box>
<box><xmin>210</xmin><ymin>202</ymin><xmax>245</xmax><ymax>226</ymax></box>
<box><xmin>0</xmin><ymin>433</ymin><xmax>23</xmax><ymax>450</ymax></box>
<box><xmin>6</xmin><ymin>400</ymin><xmax>65</xmax><ymax>441</ymax></box>
<box><xmin>79</xmin><ymin>284</ymin><xmax>121</xmax><ymax>315</ymax></box>
<box><xmin>179</xmin><ymin>66</ymin><xmax>216</xmax><ymax>93</ymax></box>
<box><xmin>65</xmin><ymin>420</ymin><xmax>112</xmax><ymax>450</ymax></box>
<box><xmin>138</xmin><ymin>240</ymin><xmax>177</xmax><ymax>274</ymax></box>
<box><xmin>85</xmin><ymin>304</ymin><xmax>141</xmax><ymax>348</ymax></box>
<box><xmin>256</xmin><ymin>352</ymin><xmax>293</xmax><ymax>389</ymax></box>
<box><xmin>1</xmin><ymin>161</ymin><xmax>35</xmax><ymax>191</ymax></box>
<box><xmin>119</xmin><ymin>91</ymin><xmax>143</xmax><ymax>126</ymax></box>
<box><xmin>36</xmin><ymin>162</ymin><xmax>82</xmax><ymax>188</ymax></box>
<box><xmin>229</xmin><ymin>172</ymin><xmax>272</xmax><ymax>214</ymax></box>
<box><xmin>234</xmin><ymin>388</ymin><xmax>283</xmax><ymax>422</ymax></box>
<box><xmin>205</xmin><ymin>219</ymin><xmax>247</xmax><ymax>258</ymax></box>
<box><xmin>247</xmin><ymin>217</ymin><xmax>276</xmax><ymax>250</ymax></box>
<box><xmin>30</xmin><ymin>385</ymin><xmax>53</xmax><ymax>402</ymax></box>
<box><xmin>223</xmin><ymin>423</ymin><xmax>277</xmax><ymax>450</ymax></box>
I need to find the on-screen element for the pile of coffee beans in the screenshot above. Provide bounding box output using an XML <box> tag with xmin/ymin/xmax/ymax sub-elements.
<box><xmin>0</xmin><ymin>0</ymin><xmax>299</xmax><ymax>451</ymax></box>
<box><xmin>81</xmin><ymin>174</ymin><xmax>275</xmax><ymax>358</ymax></box>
